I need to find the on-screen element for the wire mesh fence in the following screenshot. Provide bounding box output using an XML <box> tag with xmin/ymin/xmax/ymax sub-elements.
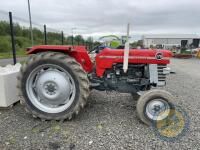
<box><xmin>0</xmin><ymin>9</ymin><xmax>97</xmax><ymax>64</ymax></box>
<box><xmin>0</xmin><ymin>10</ymin><xmax>13</xmax><ymax>59</ymax></box>
<box><xmin>0</xmin><ymin>10</ymin><xmax>66</xmax><ymax>60</ymax></box>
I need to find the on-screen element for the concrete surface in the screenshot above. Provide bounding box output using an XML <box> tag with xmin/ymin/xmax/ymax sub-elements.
<box><xmin>0</xmin><ymin>58</ymin><xmax>199</xmax><ymax>150</ymax></box>
<box><xmin>0</xmin><ymin>64</ymin><xmax>21</xmax><ymax>107</ymax></box>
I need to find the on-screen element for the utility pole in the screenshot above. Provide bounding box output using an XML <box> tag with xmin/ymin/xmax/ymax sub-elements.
<box><xmin>71</xmin><ymin>27</ymin><xmax>76</xmax><ymax>46</ymax></box>
<box><xmin>27</xmin><ymin>0</ymin><xmax>34</xmax><ymax>46</ymax></box>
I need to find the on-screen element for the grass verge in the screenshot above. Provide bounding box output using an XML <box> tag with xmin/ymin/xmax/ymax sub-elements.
<box><xmin>0</xmin><ymin>50</ymin><xmax>27</xmax><ymax>59</ymax></box>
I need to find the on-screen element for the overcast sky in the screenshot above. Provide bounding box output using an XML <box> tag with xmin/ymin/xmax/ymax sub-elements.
<box><xmin>1</xmin><ymin>0</ymin><xmax>200</xmax><ymax>39</ymax></box>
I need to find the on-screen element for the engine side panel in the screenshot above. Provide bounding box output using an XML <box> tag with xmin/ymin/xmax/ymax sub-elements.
<box><xmin>27</xmin><ymin>45</ymin><xmax>93</xmax><ymax>73</ymax></box>
<box><xmin>95</xmin><ymin>48</ymin><xmax>172</xmax><ymax>77</ymax></box>
<box><xmin>89</xmin><ymin>63</ymin><xmax>151</xmax><ymax>93</ymax></box>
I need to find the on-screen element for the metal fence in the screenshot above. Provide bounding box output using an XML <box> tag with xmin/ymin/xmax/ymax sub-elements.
<box><xmin>0</xmin><ymin>10</ymin><xmax>96</xmax><ymax>65</ymax></box>
<box><xmin>0</xmin><ymin>10</ymin><xmax>66</xmax><ymax>64</ymax></box>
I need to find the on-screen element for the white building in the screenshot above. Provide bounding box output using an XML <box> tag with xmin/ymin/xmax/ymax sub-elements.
<box><xmin>142</xmin><ymin>34</ymin><xmax>200</xmax><ymax>49</ymax></box>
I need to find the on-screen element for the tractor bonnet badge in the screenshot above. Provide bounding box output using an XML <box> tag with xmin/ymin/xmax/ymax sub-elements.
<box><xmin>156</xmin><ymin>52</ymin><xmax>163</xmax><ymax>60</ymax></box>
<box><xmin>151</xmin><ymin>105</ymin><xmax>190</xmax><ymax>142</ymax></box>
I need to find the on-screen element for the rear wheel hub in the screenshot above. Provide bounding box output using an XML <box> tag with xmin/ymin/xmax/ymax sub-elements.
<box><xmin>26</xmin><ymin>64</ymin><xmax>76</xmax><ymax>114</ymax></box>
<box><xmin>35</xmin><ymin>69</ymin><xmax>73</xmax><ymax>106</ymax></box>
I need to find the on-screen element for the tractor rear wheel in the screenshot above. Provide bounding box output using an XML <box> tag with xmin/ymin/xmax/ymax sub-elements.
<box><xmin>17</xmin><ymin>52</ymin><xmax>90</xmax><ymax>121</ymax></box>
<box><xmin>136</xmin><ymin>90</ymin><xmax>175</xmax><ymax>126</ymax></box>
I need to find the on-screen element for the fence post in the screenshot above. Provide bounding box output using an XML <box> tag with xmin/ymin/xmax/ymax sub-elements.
<box><xmin>61</xmin><ymin>31</ymin><xmax>64</xmax><ymax>45</ymax></box>
<box><xmin>72</xmin><ymin>36</ymin><xmax>74</xmax><ymax>46</ymax></box>
<box><xmin>44</xmin><ymin>24</ymin><xmax>47</xmax><ymax>45</ymax></box>
<box><xmin>9</xmin><ymin>12</ymin><xmax>17</xmax><ymax>65</ymax></box>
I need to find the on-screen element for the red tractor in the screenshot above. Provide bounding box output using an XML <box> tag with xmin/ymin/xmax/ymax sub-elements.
<box><xmin>18</xmin><ymin>44</ymin><xmax>174</xmax><ymax>125</ymax></box>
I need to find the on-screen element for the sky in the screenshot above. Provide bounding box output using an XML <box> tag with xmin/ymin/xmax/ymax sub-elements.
<box><xmin>0</xmin><ymin>0</ymin><xmax>200</xmax><ymax>40</ymax></box>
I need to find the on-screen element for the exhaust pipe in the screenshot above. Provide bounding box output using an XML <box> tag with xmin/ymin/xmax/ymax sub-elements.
<box><xmin>123</xmin><ymin>23</ymin><xmax>130</xmax><ymax>73</ymax></box>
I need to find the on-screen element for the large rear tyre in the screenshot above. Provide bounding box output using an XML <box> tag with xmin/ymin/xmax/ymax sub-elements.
<box><xmin>136</xmin><ymin>90</ymin><xmax>175</xmax><ymax>126</ymax></box>
<box><xmin>17</xmin><ymin>52</ymin><xmax>90</xmax><ymax>121</ymax></box>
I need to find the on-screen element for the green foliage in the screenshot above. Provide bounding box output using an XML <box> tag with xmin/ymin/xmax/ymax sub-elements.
<box><xmin>0</xmin><ymin>21</ymin><xmax>10</xmax><ymax>36</ymax></box>
<box><xmin>0</xmin><ymin>36</ymin><xmax>11</xmax><ymax>52</ymax></box>
<box><xmin>74</xmin><ymin>35</ymin><xmax>84</xmax><ymax>45</ymax></box>
<box><xmin>85</xmin><ymin>36</ymin><xmax>94</xmax><ymax>51</ymax></box>
<box><xmin>0</xmin><ymin>21</ymin><xmax>96</xmax><ymax>58</ymax></box>
<box><xmin>15</xmin><ymin>36</ymin><xmax>31</xmax><ymax>48</ymax></box>
<box><xmin>130</xmin><ymin>40</ymin><xmax>143</xmax><ymax>48</ymax></box>
<box><xmin>66</xmin><ymin>36</ymin><xmax>73</xmax><ymax>45</ymax></box>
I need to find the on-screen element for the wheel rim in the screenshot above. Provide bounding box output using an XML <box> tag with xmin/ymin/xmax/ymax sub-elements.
<box><xmin>145</xmin><ymin>99</ymin><xmax>170</xmax><ymax>121</ymax></box>
<box><xmin>26</xmin><ymin>64</ymin><xmax>76</xmax><ymax>114</ymax></box>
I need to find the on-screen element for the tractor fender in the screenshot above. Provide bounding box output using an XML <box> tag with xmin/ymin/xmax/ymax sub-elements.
<box><xmin>27</xmin><ymin>45</ymin><xmax>93</xmax><ymax>73</ymax></box>
<box><xmin>27</xmin><ymin>45</ymin><xmax>73</xmax><ymax>54</ymax></box>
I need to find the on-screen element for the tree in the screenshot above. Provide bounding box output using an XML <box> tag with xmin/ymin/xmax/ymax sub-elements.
<box><xmin>66</xmin><ymin>36</ymin><xmax>73</xmax><ymax>45</ymax></box>
<box><xmin>0</xmin><ymin>21</ymin><xmax>96</xmax><ymax>56</ymax></box>
<box><xmin>130</xmin><ymin>40</ymin><xmax>144</xmax><ymax>48</ymax></box>
<box><xmin>0</xmin><ymin>36</ymin><xmax>11</xmax><ymax>52</ymax></box>
<box><xmin>0</xmin><ymin>21</ymin><xmax>10</xmax><ymax>36</ymax></box>
<box><xmin>85</xmin><ymin>36</ymin><xmax>93</xmax><ymax>51</ymax></box>
<box><xmin>74</xmin><ymin>35</ymin><xmax>84</xmax><ymax>45</ymax></box>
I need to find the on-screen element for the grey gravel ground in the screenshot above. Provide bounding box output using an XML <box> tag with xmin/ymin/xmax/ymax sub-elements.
<box><xmin>0</xmin><ymin>58</ymin><xmax>200</xmax><ymax>150</ymax></box>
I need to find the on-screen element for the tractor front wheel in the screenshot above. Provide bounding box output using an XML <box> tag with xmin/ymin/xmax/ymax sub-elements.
<box><xmin>18</xmin><ymin>52</ymin><xmax>90</xmax><ymax>121</ymax></box>
<box><xmin>136</xmin><ymin>90</ymin><xmax>175</xmax><ymax>126</ymax></box>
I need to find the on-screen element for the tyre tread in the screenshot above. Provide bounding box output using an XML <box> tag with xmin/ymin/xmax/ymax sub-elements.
<box><xmin>17</xmin><ymin>52</ymin><xmax>90</xmax><ymax>121</ymax></box>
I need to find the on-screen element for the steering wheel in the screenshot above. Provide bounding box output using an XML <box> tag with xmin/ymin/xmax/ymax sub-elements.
<box><xmin>99</xmin><ymin>35</ymin><xmax>121</xmax><ymax>48</ymax></box>
<box><xmin>89</xmin><ymin>45</ymin><xmax>106</xmax><ymax>54</ymax></box>
<box><xmin>99</xmin><ymin>35</ymin><xmax>120</xmax><ymax>41</ymax></box>
<box><xmin>89</xmin><ymin>35</ymin><xmax>121</xmax><ymax>54</ymax></box>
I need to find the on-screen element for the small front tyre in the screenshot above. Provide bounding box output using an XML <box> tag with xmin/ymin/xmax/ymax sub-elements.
<box><xmin>136</xmin><ymin>90</ymin><xmax>175</xmax><ymax>126</ymax></box>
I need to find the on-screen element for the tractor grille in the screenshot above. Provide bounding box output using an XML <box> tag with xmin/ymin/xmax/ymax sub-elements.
<box><xmin>157</xmin><ymin>64</ymin><xmax>167</xmax><ymax>85</ymax></box>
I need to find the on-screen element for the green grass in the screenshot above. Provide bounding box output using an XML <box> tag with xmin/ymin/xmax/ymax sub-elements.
<box><xmin>0</xmin><ymin>50</ymin><xmax>27</xmax><ymax>59</ymax></box>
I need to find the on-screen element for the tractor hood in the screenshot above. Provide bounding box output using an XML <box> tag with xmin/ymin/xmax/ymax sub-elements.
<box><xmin>95</xmin><ymin>48</ymin><xmax>172</xmax><ymax>77</ymax></box>
<box><xmin>98</xmin><ymin>48</ymin><xmax>172</xmax><ymax>60</ymax></box>
<box><xmin>96</xmin><ymin>48</ymin><xmax>172</xmax><ymax>64</ymax></box>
